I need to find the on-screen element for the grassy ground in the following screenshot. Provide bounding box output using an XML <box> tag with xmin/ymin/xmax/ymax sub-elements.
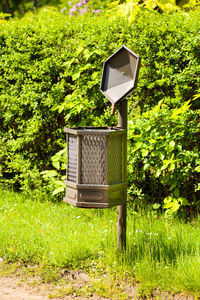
<box><xmin>0</xmin><ymin>189</ymin><xmax>200</xmax><ymax>298</ymax></box>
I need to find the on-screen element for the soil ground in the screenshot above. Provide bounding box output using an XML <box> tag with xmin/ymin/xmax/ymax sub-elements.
<box><xmin>0</xmin><ymin>276</ymin><xmax>49</xmax><ymax>300</ymax></box>
<box><xmin>0</xmin><ymin>275</ymin><xmax>107</xmax><ymax>300</ymax></box>
<box><xmin>0</xmin><ymin>261</ymin><xmax>196</xmax><ymax>300</ymax></box>
<box><xmin>0</xmin><ymin>274</ymin><xmax>197</xmax><ymax>300</ymax></box>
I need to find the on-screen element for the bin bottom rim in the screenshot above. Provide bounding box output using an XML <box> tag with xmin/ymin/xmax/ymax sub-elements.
<box><xmin>63</xmin><ymin>197</ymin><xmax>125</xmax><ymax>209</ymax></box>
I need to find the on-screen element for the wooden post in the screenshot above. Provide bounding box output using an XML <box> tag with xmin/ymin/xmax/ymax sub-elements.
<box><xmin>117</xmin><ymin>100</ymin><xmax>127</xmax><ymax>250</ymax></box>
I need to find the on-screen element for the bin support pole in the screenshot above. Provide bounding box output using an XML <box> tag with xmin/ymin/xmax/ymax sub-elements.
<box><xmin>117</xmin><ymin>100</ymin><xmax>127</xmax><ymax>250</ymax></box>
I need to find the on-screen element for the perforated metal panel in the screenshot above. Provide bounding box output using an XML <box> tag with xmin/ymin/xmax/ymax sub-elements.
<box><xmin>81</xmin><ymin>134</ymin><xmax>106</xmax><ymax>185</ymax></box>
<box><xmin>67</xmin><ymin>134</ymin><xmax>77</xmax><ymax>183</ymax></box>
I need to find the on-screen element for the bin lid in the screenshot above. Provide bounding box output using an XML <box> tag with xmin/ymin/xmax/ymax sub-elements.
<box><xmin>100</xmin><ymin>45</ymin><xmax>140</xmax><ymax>105</ymax></box>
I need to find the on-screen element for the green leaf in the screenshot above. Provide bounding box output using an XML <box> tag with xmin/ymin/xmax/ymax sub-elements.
<box><xmin>156</xmin><ymin>169</ymin><xmax>161</xmax><ymax>177</ymax></box>
<box><xmin>144</xmin><ymin>163</ymin><xmax>150</xmax><ymax>171</ymax></box>
<box><xmin>195</xmin><ymin>183</ymin><xmax>200</xmax><ymax>192</ymax></box>
<box><xmin>179</xmin><ymin>197</ymin><xmax>189</xmax><ymax>206</ymax></box>
<box><xmin>195</xmin><ymin>166</ymin><xmax>200</xmax><ymax>172</ymax></box>
<box><xmin>75</xmin><ymin>46</ymin><xmax>84</xmax><ymax>57</ymax></box>
<box><xmin>141</xmin><ymin>149</ymin><xmax>149</xmax><ymax>157</ymax></box>
<box><xmin>162</xmin><ymin>175</ymin><xmax>171</xmax><ymax>184</ymax></box>
<box><xmin>171</xmin><ymin>200</ymin><xmax>180</xmax><ymax>212</ymax></box>
<box><xmin>54</xmin><ymin>180</ymin><xmax>65</xmax><ymax>187</ymax></box>
<box><xmin>169</xmin><ymin>140</ymin><xmax>175</xmax><ymax>148</ymax></box>
<box><xmin>169</xmin><ymin>163</ymin><xmax>176</xmax><ymax>171</ymax></box>
<box><xmin>83</xmin><ymin>49</ymin><xmax>92</xmax><ymax>61</ymax></box>
<box><xmin>41</xmin><ymin>170</ymin><xmax>58</xmax><ymax>178</ymax></box>
<box><xmin>169</xmin><ymin>180</ymin><xmax>178</xmax><ymax>191</ymax></box>
<box><xmin>132</xmin><ymin>142</ymin><xmax>142</xmax><ymax>153</ymax></box>
<box><xmin>91</xmin><ymin>72</ymin><xmax>99</xmax><ymax>80</ymax></box>
<box><xmin>159</xmin><ymin>152</ymin><xmax>165</xmax><ymax>160</ymax></box>
<box><xmin>163</xmin><ymin>202</ymin><xmax>173</xmax><ymax>209</ymax></box>
<box><xmin>52</xmin><ymin>160</ymin><xmax>60</xmax><ymax>170</ymax></box>
<box><xmin>164</xmin><ymin>196</ymin><xmax>172</xmax><ymax>203</ymax></box>
<box><xmin>53</xmin><ymin>186</ymin><xmax>65</xmax><ymax>195</ymax></box>
<box><xmin>173</xmin><ymin>188</ymin><xmax>180</xmax><ymax>198</ymax></box>
<box><xmin>171</xmin><ymin>100</ymin><xmax>191</xmax><ymax>119</ymax></box>
<box><xmin>72</xmin><ymin>72</ymin><xmax>81</xmax><ymax>81</ymax></box>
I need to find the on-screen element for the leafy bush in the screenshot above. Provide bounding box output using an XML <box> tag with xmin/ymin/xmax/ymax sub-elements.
<box><xmin>108</xmin><ymin>0</ymin><xmax>200</xmax><ymax>25</ymax></box>
<box><xmin>0</xmin><ymin>0</ymin><xmax>112</xmax><ymax>17</ymax></box>
<box><xmin>0</xmin><ymin>7</ymin><xmax>199</xmax><ymax>209</ymax></box>
<box><xmin>0</xmin><ymin>8</ymin><xmax>118</xmax><ymax>196</ymax></box>
<box><xmin>128</xmin><ymin>98</ymin><xmax>200</xmax><ymax>212</ymax></box>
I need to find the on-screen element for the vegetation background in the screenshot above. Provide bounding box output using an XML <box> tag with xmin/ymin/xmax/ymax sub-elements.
<box><xmin>0</xmin><ymin>0</ymin><xmax>111</xmax><ymax>16</ymax></box>
<box><xmin>0</xmin><ymin>0</ymin><xmax>199</xmax><ymax>214</ymax></box>
<box><xmin>0</xmin><ymin>0</ymin><xmax>200</xmax><ymax>297</ymax></box>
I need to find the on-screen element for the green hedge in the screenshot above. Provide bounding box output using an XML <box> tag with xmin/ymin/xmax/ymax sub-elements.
<box><xmin>0</xmin><ymin>8</ymin><xmax>199</xmax><ymax>209</ymax></box>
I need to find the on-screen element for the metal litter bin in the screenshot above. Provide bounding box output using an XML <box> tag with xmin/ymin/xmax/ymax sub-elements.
<box><xmin>63</xmin><ymin>127</ymin><xmax>126</xmax><ymax>208</ymax></box>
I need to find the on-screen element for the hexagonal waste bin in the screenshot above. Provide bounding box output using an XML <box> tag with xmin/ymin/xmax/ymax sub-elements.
<box><xmin>63</xmin><ymin>127</ymin><xmax>126</xmax><ymax>208</ymax></box>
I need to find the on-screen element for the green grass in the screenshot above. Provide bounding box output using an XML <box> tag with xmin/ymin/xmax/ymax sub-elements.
<box><xmin>0</xmin><ymin>189</ymin><xmax>200</xmax><ymax>297</ymax></box>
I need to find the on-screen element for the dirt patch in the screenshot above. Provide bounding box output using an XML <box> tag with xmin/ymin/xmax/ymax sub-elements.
<box><xmin>0</xmin><ymin>274</ymin><xmax>196</xmax><ymax>300</ymax></box>
<box><xmin>0</xmin><ymin>275</ymin><xmax>108</xmax><ymax>300</ymax></box>
<box><xmin>0</xmin><ymin>263</ymin><xmax>196</xmax><ymax>300</ymax></box>
<box><xmin>0</xmin><ymin>271</ymin><xmax>110</xmax><ymax>300</ymax></box>
<box><xmin>0</xmin><ymin>276</ymin><xmax>48</xmax><ymax>300</ymax></box>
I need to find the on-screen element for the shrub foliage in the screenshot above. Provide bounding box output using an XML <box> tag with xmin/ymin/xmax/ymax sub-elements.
<box><xmin>0</xmin><ymin>7</ymin><xmax>199</xmax><ymax>209</ymax></box>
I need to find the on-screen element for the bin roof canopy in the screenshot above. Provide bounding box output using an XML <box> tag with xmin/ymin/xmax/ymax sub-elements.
<box><xmin>100</xmin><ymin>45</ymin><xmax>140</xmax><ymax>105</ymax></box>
